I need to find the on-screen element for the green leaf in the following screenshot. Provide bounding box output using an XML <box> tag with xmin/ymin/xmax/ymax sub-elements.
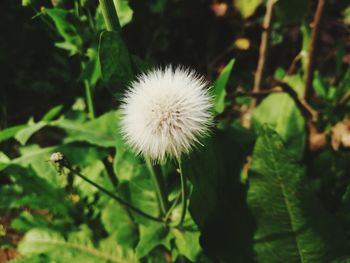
<box><xmin>213</xmin><ymin>59</ymin><xmax>235</xmax><ymax>114</ymax></box>
<box><xmin>253</xmin><ymin>75</ymin><xmax>305</xmax><ymax>160</ymax></box>
<box><xmin>80</xmin><ymin>48</ymin><xmax>101</xmax><ymax>89</ymax></box>
<box><xmin>41</xmin><ymin>105</ymin><xmax>64</xmax><ymax>122</ymax></box>
<box><xmin>234</xmin><ymin>0</ymin><xmax>263</xmax><ymax>18</ymax></box>
<box><xmin>136</xmin><ymin>223</ymin><xmax>171</xmax><ymax>259</ymax></box>
<box><xmin>101</xmin><ymin>201</ymin><xmax>138</xmax><ymax>248</ymax></box>
<box><xmin>11</xmin><ymin>211</ymin><xmax>50</xmax><ymax>232</ymax></box>
<box><xmin>247</xmin><ymin>127</ymin><xmax>348</xmax><ymax>263</ymax></box>
<box><xmin>171</xmin><ymin>229</ymin><xmax>201</xmax><ymax>262</ymax></box>
<box><xmin>53</xmin><ymin>111</ymin><xmax>119</xmax><ymax>148</ymax></box>
<box><xmin>15</xmin><ymin>121</ymin><xmax>46</xmax><ymax>145</ymax></box>
<box><xmin>18</xmin><ymin>228</ymin><xmax>138</xmax><ymax>263</ymax></box>
<box><xmin>13</xmin><ymin>144</ymin><xmax>107</xmax><ymax>187</ymax></box>
<box><xmin>46</xmin><ymin>8</ymin><xmax>82</xmax><ymax>52</ymax></box>
<box><xmin>1</xmin><ymin>165</ymin><xmax>72</xmax><ymax>215</ymax></box>
<box><xmin>183</xmin><ymin>127</ymin><xmax>256</xmax><ymax>262</ymax></box>
<box><xmin>275</xmin><ymin>0</ymin><xmax>311</xmax><ymax>24</ymax></box>
<box><xmin>0</xmin><ymin>124</ymin><xmax>27</xmax><ymax>143</ymax></box>
<box><xmin>99</xmin><ymin>31</ymin><xmax>133</xmax><ymax>92</ymax></box>
<box><xmin>114</xmin><ymin>0</ymin><xmax>134</xmax><ymax>27</ymax></box>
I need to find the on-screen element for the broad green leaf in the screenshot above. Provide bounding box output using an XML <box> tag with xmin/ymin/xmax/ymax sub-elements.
<box><xmin>248</xmin><ymin>127</ymin><xmax>348</xmax><ymax>263</ymax></box>
<box><xmin>46</xmin><ymin>8</ymin><xmax>83</xmax><ymax>53</ymax></box>
<box><xmin>18</xmin><ymin>228</ymin><xmax>138</xmax><ymax>263</ymax></box>
<box><xmin>275</xmin><ymin>0</ymin><xmax>310</xmax><ymax>24</ymax></box>
<box><xmin>53</xmin><ymin>111</ymin><xmax>119</xmax><ymax>148</ymax></box>
<box><xmin>101</xmin><ymin>201</ymin><xmax>138</xmax><ymax>248</ymax></box>
<box><xmin>183</xmin><ymin>127</ymin><xmax>255</xmax><ymax>262</ymax></box>
<box><xmin>234</xmin><ymin>0</ymin><xmax>263</xmax><ymax>18</ymax></box>
<box><xmin>0</xmin><ymin>124</ymin><xmax>27</xmax><ymax>143</ymax></box>
<box><xmin>253</xmin><ymin>75</ymin><xmax>305</xmax><ymax>160</ymax></box>
<box><xmin>114</xmin><ymin>0</ymin><xmax>134</xmax><ymax>27</ymax></box>
<box><xmin>136</xmin><ymin>223</ymin><xmax>171</xmax><ymax>259</ymax></box>
<box><xmin>99</xmin><ymin>31</ymin><xmax>133</xmax><ymax>92</ymax></box>
<box><xmin>213</xmin><ymin>59</ymin><xmax>235</xmax><ymax>114</ymax></box>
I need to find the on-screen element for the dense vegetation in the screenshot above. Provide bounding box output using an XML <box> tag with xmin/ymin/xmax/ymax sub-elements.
<box><xmin>1</xmin><ymin>0</ymin><xmax>350</xmax><ymax>262</ymax></box>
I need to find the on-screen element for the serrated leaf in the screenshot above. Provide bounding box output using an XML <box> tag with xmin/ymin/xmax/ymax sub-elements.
<box><xmin>213</xmin><ymin>59</ymin><xmax>235</xmax><ymax>114</ymax></box>
<box><xmin>247</xmin><ymin>127</ymin><xmax>348</xmax><ymax>263</ymax></box>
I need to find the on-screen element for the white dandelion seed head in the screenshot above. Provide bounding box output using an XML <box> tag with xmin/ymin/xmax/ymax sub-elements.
<box><xmin>120</xmin><ymin>66</ymin><xmax>213</xmax><ymax>162</ymax></box>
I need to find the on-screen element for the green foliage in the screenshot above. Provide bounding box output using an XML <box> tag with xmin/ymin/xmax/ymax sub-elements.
<box><xmin>99</xmin><ymin>31</ymin><xmax>133</xmax><ymax>92</ymax></box>
<box><xmin>253</xmin><ymin>75</ymin><xmax>305</xmax><ymax>159</ymax></box>
<box><xmin>213</xmin><ymin>59</ymin><xmax>235</xmax><ymax>114</ymax></box>
<box><xmin>248</xmin><ymin>127</ymin><xmax>348</xmax><ymax>262</ymax></box>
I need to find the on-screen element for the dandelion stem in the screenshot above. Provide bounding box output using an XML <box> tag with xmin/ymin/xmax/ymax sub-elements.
<box><xmin>81</xmin><ymin>62</ymin><xmax>95</xmax><ymax>120</ymax></box>
<box><xmin>99</xmin><ymin>0</ymin><xmax>121</xmax><ymax>32</ymax></box>
<box><xmin>176</xmin><ymin>158</ymin><xmax>187</xmax><ymax>226</ymax></box>
<box><xmin>164</xmin><ymin>192</ymin><xmax>181</xmax><ymax>222</ymax></box>
<box><xmin>145</xmin><ymin>158</ymin><xmax>169</xmax><ymax>216</ymax></box>
<box><xmin>63</xmin><ymin>164</ymin><xmax>163</xmax><ymax>223</ymax></box>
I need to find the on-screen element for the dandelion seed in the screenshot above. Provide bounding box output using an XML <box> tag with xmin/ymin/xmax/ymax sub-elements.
<box><xmin>120</xmin><ymin>66</ymin><xmax>213</xmax><ymax>162</ymax></box>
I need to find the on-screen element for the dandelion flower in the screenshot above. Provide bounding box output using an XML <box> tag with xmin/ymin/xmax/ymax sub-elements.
<box><xmin>120</xmin><ymin>66</ymin><xmax>213</xmax><ymax>162</ymax></box>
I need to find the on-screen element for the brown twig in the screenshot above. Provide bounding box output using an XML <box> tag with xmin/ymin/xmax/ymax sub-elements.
<box><xmin>271</xmin><ymin>79</ymin><xmax>318</xmax><ymax>122</ymax></box>
<box><xmin>303</xmin><ymin>0</ymin><xmax>325</xmax><ymax>101</ymax></box>
<box><xmin>250</xmin><ymin>0</ymin><xmax>276</xmax><ymax>109</ymax></box>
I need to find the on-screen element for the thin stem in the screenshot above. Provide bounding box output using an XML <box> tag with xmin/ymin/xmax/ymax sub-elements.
<box><xmin>63</xmin><ymin>165</ymin><xmax>163</xmax><ymax>223</ymax></box>
<box><xmin>81</xmin><ymin>62</ymin><xmax>95</xmax><ymax>119</ymax></box>
<box><xmin>145</xmin><ymin>158</ymin><xmax>169</xmax><ymax>216</ymax></box>
<box><xmin>176</xmin><ymin>158</ymin><xmax>187</xmax><ymax>226</ymax></box>
<box><xmin>99</xmin><ymin>0</ymin><xmax>121</xmax><ymax>32</ymax></box>
<box><xmin>303</xmin><ymin>0</ymin><xmax>325</xmax><ymax>101</ymax></box>
<box><xmin>250</xmin><ymin>0</ymin><xmax>276</xmax><ymax>109</ymax></box>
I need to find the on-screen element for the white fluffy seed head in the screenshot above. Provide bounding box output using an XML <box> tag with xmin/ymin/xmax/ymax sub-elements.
<box><xmin>120</xmin><ymin>66</ymin><xmax>213</xmax><ymax>162</ymax></box>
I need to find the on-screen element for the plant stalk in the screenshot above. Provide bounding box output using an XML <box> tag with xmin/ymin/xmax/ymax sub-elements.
<box><xmin>99</xmin><ymin>0</ymin><xmax>121</xmax><ymax>32</ymax></box>
<box><xmin>84</xmin><ymin>78</ymin><xmax>95</xmax><ymax>120</ymax></box>
<box><xmin>63</xmin><ymin>165</ymin><xmax>163</xmax><ymax>223</ymax></box>
<box><xmin>145</xmin><ymin>158</ymin><xmax>169</xmax><ymax>216</ymax></box>
<box><xmin>176</xmin><ymin>158</ymin><xmax>187</xmax><ymax>226</ymax></box>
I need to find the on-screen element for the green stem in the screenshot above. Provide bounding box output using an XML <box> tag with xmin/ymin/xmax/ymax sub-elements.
<box><xmin>176</xmin><ymin>158</ymin><xmax>187</xmax><ymax>226</ymax></box>
<box><xmin>99</xmin><ymin>0</ymin><xmax>121</xmax><ymax>32</ymax></box>
<box><xmin>164</xmin><ymin>192</ymin><xmax>181</xmax><ymax>222</ymax></box>
<box><xmin>81</xmin><ymin>63</ymin><xmax>95</xmax><ymax>119</ymax></box>
<box><xmin>64</xmin><ymin>165</ymin><xmax>163</xmax><ymax>223</ymax></box>
<box><xmin>145</xmin><ymin>158</ymin><xmax>169</xmax><ymax>216</ymax></box>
